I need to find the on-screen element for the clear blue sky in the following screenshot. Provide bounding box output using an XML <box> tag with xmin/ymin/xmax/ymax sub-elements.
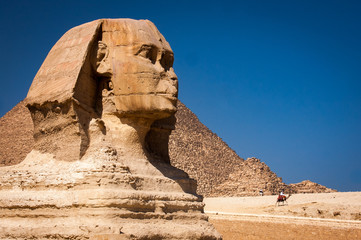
<box><xmin>0</xmin><ymin>0</ymin><xmax>360</xmax><ymax>191</ymax></box>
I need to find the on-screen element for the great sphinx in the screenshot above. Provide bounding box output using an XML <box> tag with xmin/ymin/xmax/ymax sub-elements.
<box><xmin>0</xmin><ymin>19</ymin><xmax>221</xmax><ymax>240</ymax></box>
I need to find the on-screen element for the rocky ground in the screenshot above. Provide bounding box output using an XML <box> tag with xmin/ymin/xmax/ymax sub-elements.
<box><xmin>209</xmin><ymin>218</ymin><xmax>361</xmax><ymax>240</ymax></box>
<box><xmin>204</xmin><ymin>192</ymin><xmax>361</xmax><ymax>239</ymax></box>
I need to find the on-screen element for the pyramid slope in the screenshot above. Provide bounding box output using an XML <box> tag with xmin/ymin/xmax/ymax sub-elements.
<box><xmin>213</xmin><ymin>157</ymin><xmax>289</xmax><ymax>196</ymax></box>
<box><xmin>0</xmin><ymin>101</ymin><xmax>34</xmax><ymax>166</ymax></box>
<box><xmin>169</xmin><ymin>101</ymin><xmax>245</xmax><ymax>196</ymax></box>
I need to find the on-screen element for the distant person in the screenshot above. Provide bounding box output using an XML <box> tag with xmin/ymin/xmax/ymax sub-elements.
<box><xmin>278</xmin><ymin>190</ymin><xmax>286</xmax><ymax>201</ymax></box>
<box><xmin>276</xmin><ymin>190</ymin><xmax>291</xmax><ymax>206</ymax></box>
<box><xmin>259</xmin><ymin>189</ymin><xmax>263</xmax><ymax>196</ymax></box>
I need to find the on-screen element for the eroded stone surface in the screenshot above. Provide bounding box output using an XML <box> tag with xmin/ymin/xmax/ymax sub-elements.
<box><xmin>0</xmin><ymin>19</ymin><xmax>221</xmax><ymax>240</ymax></box>
<box><xmin>25</xmin><ymin>19</ymin><xmax>178</xmax><ymax>163</ymax></box>
<box><xmin>212</xmin><ymin>157</ymin><xmax>289</xmax><ymax>196</ymax></box>
<box><xmin>289</xmin><ymin>180</ymin><xmax>337</xmax><ymax>194</ymax></box>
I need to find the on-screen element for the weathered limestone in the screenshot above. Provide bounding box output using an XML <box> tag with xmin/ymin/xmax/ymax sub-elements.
<box><xmin>212</xmin><ymin>157</ymin><xmax>288</xmax><ymax>196</ymax></box>
<box><xmin>289</xmin><ymin>180</ymin><xmax>337</xmax><ymax>194</ymax></box>
<box><xmin>0</xmin><ymin>19</ymin><xmax>221</xmax><ymax>239</ymax></box>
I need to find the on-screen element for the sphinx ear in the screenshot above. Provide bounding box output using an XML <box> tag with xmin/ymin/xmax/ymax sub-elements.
<box><xmin>95</xmin><ymin>41</ymin><xmax>112</xmax><ymax>77</ymax></box>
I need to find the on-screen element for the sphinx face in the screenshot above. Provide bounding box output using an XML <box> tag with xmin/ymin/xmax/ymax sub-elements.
<box><xmin>25</xmin><ymin>19</ymin><xmax>179</xmax><ymax>162</ymax></box>
<box><xmin>101</xmin><ymin>19</ymin><xmax>178</xmax><ymax>119</ymax></box>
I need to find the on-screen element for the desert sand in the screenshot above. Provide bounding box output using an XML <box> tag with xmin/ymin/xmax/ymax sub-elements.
<box><xmin>204</xmin><ymin>192</ymin><xmax>361</xmax><ymax>240</ymax></box>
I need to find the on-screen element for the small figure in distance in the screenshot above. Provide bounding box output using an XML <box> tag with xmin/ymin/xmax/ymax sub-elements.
<box><xmin>259</xmin><ymin>189</ymin><xmax>264</xmax><ymax>196</ymax></box>
<box><xmin>276</xmin><ymin>190</ymin><xmax>291</xmax><ymax>206</ymax></box>
<box><xmin>280</xmin><ymin>190</ymin><xmax>285</xmax><ymax>197</ymax></box>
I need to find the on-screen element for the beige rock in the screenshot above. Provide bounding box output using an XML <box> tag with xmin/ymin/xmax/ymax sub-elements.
<box><xmin>212</xmin><ymin>157</ymin><xmax>289</xmax><ymax>196</ymax></box>
<box><xmin>289</xmin><ymin>180</ymin><xmax>337</xmax><ymax>194</ymax></box>
<box><xmin>25</xmin><ymin>19</ymin><xmax>178</xmax><ymax>162</ymax></box>
<box><xmin>0</xmin><ymin>19</ymin><xmax>221</xmax><ymax>240</ymax></box>
<box><xmin>0</xmin><ymin>101</ymin><xmax>33</xmax><ymax>166</ymax></box>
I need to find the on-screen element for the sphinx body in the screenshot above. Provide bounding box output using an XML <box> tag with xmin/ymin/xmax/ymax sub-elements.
<box><xmin>0</xmin><ymin>19</ymin><xmax>221</xmax><ymax>240</ymax></box>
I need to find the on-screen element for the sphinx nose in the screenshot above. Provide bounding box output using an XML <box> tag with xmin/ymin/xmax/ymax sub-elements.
<box><xmin>167</xmin><ymin>68</ymin><xmax>178</xmax><ymax>80</ymax></box>
<box><xmin>160</xmin><ymin>68</ymin><xmax>178</xmax><ymax>83</ymax></box>
<box><xmin>166</xmin><ymin>69</ymin><xmax>178</xmax><ymax>91</ymax></box>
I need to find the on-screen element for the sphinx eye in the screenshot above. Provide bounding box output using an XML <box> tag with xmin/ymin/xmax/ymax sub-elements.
<box><xmin>136</xmin><ymin>45</ymin><xmax>157</xmax><ymax>64</ymax></box>
<box><xmin>160</xmin><ymin>52</ymin><xmax>174</xmax><ymax>71</ymax></box>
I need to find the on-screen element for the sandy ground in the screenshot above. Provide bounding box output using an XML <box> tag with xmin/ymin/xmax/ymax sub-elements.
<box><xmin>204</xmin><ymin>192</ymin><xmax>361</xmax><ymax>240</ymax></box>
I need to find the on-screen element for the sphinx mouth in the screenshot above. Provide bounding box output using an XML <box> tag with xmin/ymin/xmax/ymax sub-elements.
<box><xmin>156</xmin><ymin>93</ymin><xmax>177</xmax><ymax>101</ymax></box>
<box><xmin>117</xmin><ymin>93</ymin><xmax>177</xmax><ymax>100</ymax></box>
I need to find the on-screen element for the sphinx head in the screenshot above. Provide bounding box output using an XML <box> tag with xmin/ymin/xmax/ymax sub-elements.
<box><xmin>26</xmin><ymin>19</ymin><xmax>178</xmax><ymax>161</ymax></box>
